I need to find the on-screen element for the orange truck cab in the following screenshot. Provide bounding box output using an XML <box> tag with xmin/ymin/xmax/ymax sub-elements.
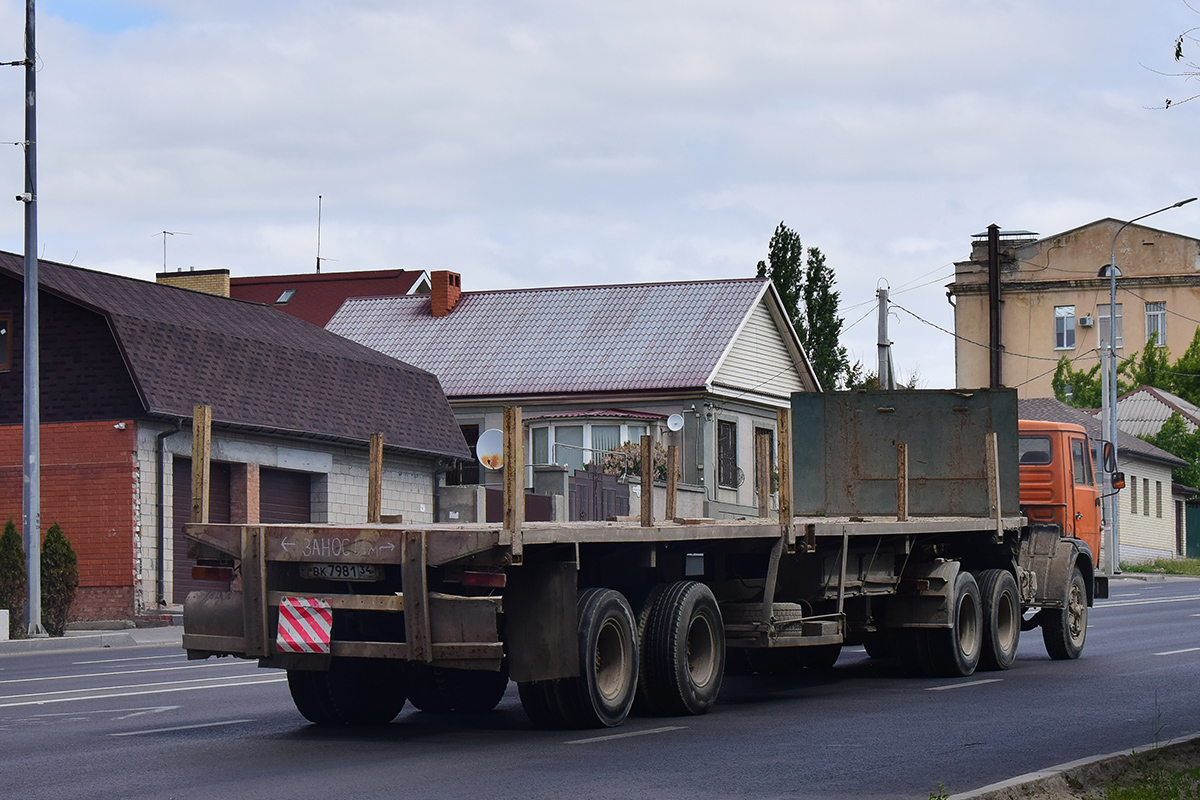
<box><xmin>1018</xmin><ymin>419</ymin><xmax>1103</xmax><ymax>562</ymax></box>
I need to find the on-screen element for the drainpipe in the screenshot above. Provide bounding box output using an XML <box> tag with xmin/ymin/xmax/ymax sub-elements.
<box><xmin>156</xmin><ymin>420</ymin><xmax>183</xmax><ymax>607</ymax></box>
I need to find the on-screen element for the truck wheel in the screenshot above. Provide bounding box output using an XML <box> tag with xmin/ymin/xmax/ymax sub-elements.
<box><xmin>802</xmin><ymin>644</ymin><xmax>842</xmax><ymax>671</ymax></box>
<box><xmin>1042</xmin><ymin>566</ymin><xmax>1088</xmax><ymax>660</ymax></box>
<box><xmin>926</xmin><ymin>571</ymin><xmax>982</xmax><ymax>678</ymax></box>
<box><xmin>640</xmin><ymin>581</ymin><xmax>725</xmax><ymax>716</ymax></box>
<box><xmin>899</xmin><ymin>629</ymin><xmax>934</xmax><ymax>677</ymax></box>
<box><xmin>436</xmin><ymin>661</ymin><xmax>510</xmax><ymax>712</ymax></box>
<box><xmin>632</xmin><ymin>584</ymin><xmax>668</xmax><ymax>714</ymax></box>
<box><xmin>548</xmin><ymin>588</ymin><xmax>639</xmax><ymax>728</ymax></box>
<box><xmin>406</xmin><ymin>662</ymin><xmax>450</xmax><ymax>712</ymax></box>
<box><xmin>978</xmin><ymin>569</ymin><xmax>1020</xmax><ymax>671</ymax></box>
<box><xmin>517</xmin><ymin>680</ymin><xmax>561</xmax><ymax>728</ymax></box>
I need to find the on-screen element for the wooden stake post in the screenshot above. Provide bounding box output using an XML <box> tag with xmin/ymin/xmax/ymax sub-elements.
<box><xmin>368</xmin><ymin>433</ymin><xmax>383</xmax><ymax>524</ymax></box>
<box><xmin>776</xmin><ymin>409</ymin><xmax>794</xmax><ymax>551</ymax></box>
<box><xmin>756</xmin><ymin>430</ymin><xmax>771</xmax><ymax>519</ymax></box>
<box><xmin>640</xmin><ymin>434</ymin><xmax>653</xmax><ymax>527</ymax></box>
<box><xmin>191</xmin><ymin>405</ymin><xmax>212</xmax><ymax>524</ymax></box>
<box><xmin>896</xmin><ymin>443</ymin><xmax>909</xmax><ymax>522</ymax></box>
<box><xmin>504</xmin><ymin>407</ymin><xmax>524</xmax><ymax>562</ymax></box>
<box><xmin>665</xmin><ymin>444</ymin><xmax>678</xmax><ymax>521</ymax></box>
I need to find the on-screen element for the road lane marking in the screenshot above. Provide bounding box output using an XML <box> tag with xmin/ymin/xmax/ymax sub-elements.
<box><xmin>0</xmin><ymin>676</ymin><xmax>286</xmax><ymax>708</ymax></box>
<box><xmin>565</xmin><ymin>726</ymin><xmax>687</xmax><ymax>744</ymax></box>
<box><xmin>926</xmin><ymin>679</ymin><xmax>1003</xmax><ymax>691</ymax></box>
<box><xmin>1097</xmin><ymin>594</ymin><xmax>1200</xmax><ymax>608</ymax></box>
<box><xmin>26</xmin><ymin>705</ymin><xmax>180</xmax><ymax>719</ymax></box>
<box><xmin>1154</xmin><ymin>647</ymin><xmax>1200</xmax><ymax>656</ymax></box>
<box><xmin>73</xmin><ymin>654</ymin><xmax>184</xmax><ymax>665</ymax></box>
<box><xmin>1112</xmin><ymin>592</ymin><xmax>1141</xmax><ymax>597</ymax></box>
<box><xmin>0</xmin><ymin>674</ymin><xmax>282</xmax><ymax>702</ymax></box>
<box><xmin>111</xmin><ymin>719</ymin><xmax>254</xmax><ymax>737</ymax></box>
<box><xmin>0</xmin><ymin>661</ymin><xmax>258</xmax><ymax>686</ymax></box>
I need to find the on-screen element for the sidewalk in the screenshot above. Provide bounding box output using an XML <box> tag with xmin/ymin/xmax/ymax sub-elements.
<box><xmin>0</xmin><ymin>625</ymin><xmax>183</xmax><ymax>656</ymax></box>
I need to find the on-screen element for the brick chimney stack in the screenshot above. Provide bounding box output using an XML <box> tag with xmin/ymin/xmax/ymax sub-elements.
<box><xmin>431</xmin><ymin>271</ymin><xmax>462</xmax><ymax>317</ymax></box>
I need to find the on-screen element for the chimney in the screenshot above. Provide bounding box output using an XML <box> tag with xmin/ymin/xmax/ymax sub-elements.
<box><xmin>431</xmin><ymin>270</ymin><xmax>461</xmax><ymax>317</ymax></box>
<box><xmin>156</xmin><ymin>267</ymin><xmax>231</xmax><ymax>297</ymax></box>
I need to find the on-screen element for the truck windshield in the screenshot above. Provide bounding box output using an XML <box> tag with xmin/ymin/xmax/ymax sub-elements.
<box><xmin>1019</xmin><ymin>436</ymin><xmax>1052</xmax><ymax>465</ymax></box>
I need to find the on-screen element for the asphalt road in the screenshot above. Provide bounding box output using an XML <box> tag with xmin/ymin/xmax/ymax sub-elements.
<box><xmin>3</xmin><ymin>577</ymin><xmax>1199</xmax><ymax>800</ymax></box>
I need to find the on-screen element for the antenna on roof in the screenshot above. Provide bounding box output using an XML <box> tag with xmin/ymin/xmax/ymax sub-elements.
<box><xmin>316</xmin><ymin>195</ymin><xmax>322</xmax><ymax>273</ymax></box>
<box><xmin>153</xmin><ymin>230</ymin><xmax>191</xmax><ymax>271</ymax></box>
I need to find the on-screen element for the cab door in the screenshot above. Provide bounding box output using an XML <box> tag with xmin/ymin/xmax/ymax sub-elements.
<box><xmin>1068</xmin><ymin>434</ymin><xmax>1102</xmax><ymax>557</ymax></box>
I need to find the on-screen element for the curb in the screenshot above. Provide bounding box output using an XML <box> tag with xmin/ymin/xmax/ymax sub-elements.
<box><xmin>0</xmin><ymin>627</ymin><xmax>183</xmax><ymax>656</ymax></box>
<box><xmin>947</xmin><ymin>731</ymin><xmax>1200</xmax><ymax>799</ymax></box>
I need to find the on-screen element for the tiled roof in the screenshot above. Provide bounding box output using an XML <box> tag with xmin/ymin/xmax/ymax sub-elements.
<box><xmin>328</xmin><ymin>279</ymin><xmax>773</xmax><ymax>398</ymax></box>
<box><xmin>0</xmin><ymin>254</ymin><xmax>469</xmax><ymax>461</ymax></box>
<box><xmin>1114</xmin><ymin>386</ymin><xmax>1200</xmax><ymax>437</ymax></box>
<box><xmin>229</xmin><ymin>269</ymin><xmax>425</xmax><ymax>327</ymax></box>
<box><xmin>1019</xmin><ymin>397</ymin><xmax>1186</xmax><ymax>468</ymax></box>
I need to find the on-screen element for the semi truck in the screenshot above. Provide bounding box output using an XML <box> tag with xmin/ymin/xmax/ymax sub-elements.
<box><xmin>182</xmin><ymin>389</ymin><xmax>1109</xmax><ymax>729</ymax></box>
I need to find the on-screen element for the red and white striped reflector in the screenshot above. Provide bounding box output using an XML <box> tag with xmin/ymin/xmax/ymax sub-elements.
<box><xmin>276</xmin><ymin>596</ymin><xmax>333</xmax><ymax>654</ymax></box>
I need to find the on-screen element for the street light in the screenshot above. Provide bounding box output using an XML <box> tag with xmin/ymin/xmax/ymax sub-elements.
<box><xmin>1100</xmin><ymin>196</ymin><xmax>1196</xmax><ymax>575</ymax></box>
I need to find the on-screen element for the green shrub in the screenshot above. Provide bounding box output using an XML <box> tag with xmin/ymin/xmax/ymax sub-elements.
<box><xmin>41</xmin><ymin>523</ymin><xmax>78</xmax><ymax>637</ymax></box>
<box><xmin>0</xmin><ymin>519</ymin><xmax>25</xmax><ymax>638</ymax></box>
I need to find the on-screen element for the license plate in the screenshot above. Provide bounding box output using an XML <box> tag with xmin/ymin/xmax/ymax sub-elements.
<box><xmin>299</xmin><ymin>563</ymin><xmax>382</xmax><ymax>582</ymax></box>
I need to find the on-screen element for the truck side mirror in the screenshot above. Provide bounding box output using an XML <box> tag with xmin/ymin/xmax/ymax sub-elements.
<box><xmin>1111</xmin><ymin>471</ymin><xmax>1125</xmax><ymax>490</ymax></box>
<box><xmin>1102</xmin><ymin>442</ymin><xmax>1116</xmax><ymax>474</ymax></box>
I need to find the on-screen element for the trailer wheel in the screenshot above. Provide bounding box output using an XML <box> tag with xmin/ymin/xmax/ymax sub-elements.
<box><xmin>632</xmin><ymin>584</ymin><xmax>668</xmax><ymax>714</ymax></box>
<box><xmin>978</xmin><ymin>569</ymin><xmax>1020</xmax><ymax>671</ymax></box>
<box><xmin>641</xmin><ymin>581</ymin><xmax>725</xmax><ymax>716</ymax></box>
<box><xmin>802</xmin><ymin>644</ymin><xmax>842</xmax><ymax>671</ymax></box>
<box><xmin>898</xmin><ymin>629</ymin><xmax>934</xmax><ymax>677</ymax></box>
<box><xmin>862</xmin><ymin>632</ymin><xmax>894</xmax><ymax>660</ymax></box>
<box><xmin>1042</xmin><ymin>566</ymin><xmax>1087</xmax><ymax>660</ymax></box>
<box><xmin>926</xmin><ymin>571</ymin><xmax>982</xmax><ymax>678</ymax></box>
<box><xmin>288</xmin><ymin>659</ymin><xmax>406</xmax><ymax>725</ymax></box>
<box><xmin>517</xmin><ymin>680</ymin><xmax>562</xmax><ymax>728</ymax></box>
<box><xmin>436</xmin><ymin>661</ymin><xmax>510</xmax><ymax>712</ymax></box>
<box><xmin>287</xmin><ymin>669</ymin><xmax>340</xmax><ymax>724</ymax></box>
<box><xmin>406</xmin><ymin>662</ymin><xmax>450</xmax><ymax>712</ymax></box>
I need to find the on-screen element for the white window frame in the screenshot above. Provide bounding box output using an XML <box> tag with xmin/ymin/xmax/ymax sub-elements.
<box><xmin>1054</xmin><ymin>306</ymin><xmax>1076</xmax><ymax>350</ymax></box>
<box><xmin>1098</xmin><ymin>303</ymin><xmax>1124</xmax><ymax>350</ymax></box>
<box><xmin>1145</xmin><ymin>302</ymin><xmax>1166</xmax><ymax>347</ymax></box>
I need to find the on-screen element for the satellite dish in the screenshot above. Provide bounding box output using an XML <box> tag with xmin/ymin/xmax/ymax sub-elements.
<box><xmin>667</xmin><ymin>414</ymin><xmax>685</xmax><ymax>432</ymax></box>
<box><xmin>476</xmin><ymin>428</ymin><xmax>504</xmax><ymax>470</ymax></box>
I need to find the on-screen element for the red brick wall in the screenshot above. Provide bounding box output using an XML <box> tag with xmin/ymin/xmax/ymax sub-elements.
<box><xmin>0</xmin><ymin>420</ymin><xmax>138</xmax><ymax>620</ymax></box>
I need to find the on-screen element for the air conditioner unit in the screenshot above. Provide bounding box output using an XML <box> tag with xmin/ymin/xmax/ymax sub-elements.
<box><xmin>1079</xmin><ymin>314</ymin><xmax>1094</xmax><ymax>328</ymax></box>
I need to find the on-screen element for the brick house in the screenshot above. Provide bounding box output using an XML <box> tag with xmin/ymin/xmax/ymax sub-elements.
<box><xmin>158</xmin><ymin>266</ymin><xmax>430</xmax><ymax>327</ymax></box>
<box><xmin>0</xmin><ymin>254</ymin><xmax>468</xmax><ymax>623</ymax></box>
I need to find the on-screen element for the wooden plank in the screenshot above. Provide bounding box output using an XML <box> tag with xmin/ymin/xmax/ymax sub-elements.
<box><xmin>264</xmin><ymin>527</ymin><xmax>405</xmax><ymax>563</ymax></box>
<box><xmin>756</xmin><ymin>430</ymin><xmax>771</xmax><ymax>519</ymax></box>
<box><xmin>897</xmin><ymin>442</ymin><xmax>909</xmax><ymax>522</ymax></box>
<box><xmin>267</xmin><ymin>591</ymin><xmax>404</xmax><ymax>612</ymax></box>
<box><xmin>640</xmin><ymin>434</ymin><xmax>653</xmax><ymax>527</ymax></box>
<box><xmin>241</xmin><ymin>526</ymin><xmax>268</xmax><ymax>657</ymax></box>
<box><xmin>665</xmin><ymin>444</ymin><xmax>678</xmax><ymax>521</ymax></box>
<box><xmin>503</xmin><ymin>406</ymin><xmax>524</xmax><ymax>563</ymax></box>
<box><xmin>182</xmin><ymin>524</ymin><xmax>241</xmax><ymax>558</ymax></box>
<box><xmin>191</xmin><ymin>405</ymin><xmax>212</xmax><ymax>524</ymax></box>
<box><xmin>329</xmin><ymin>641</ymin><xmax>505</xmax><ymax>661</ymax></box>
<box><xmin>402</xmin><ymin>530</ymin><xmax>432</xmax><ymax>663</ymax></box>
<box><xmin>776</xmin><ymin>408</ymin><xmax>794</xmax><ymax>550</ymax></box>
<box><xmin>368</xmin><ymin>433</ymin><xmax>383</xmax><ymax>524</ymax></box>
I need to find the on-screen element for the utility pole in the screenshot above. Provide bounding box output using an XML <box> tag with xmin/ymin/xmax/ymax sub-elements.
<box><xmin>876</xmin><ymin>286</ymin><xmax>895</xmax><ymax>390</ymax></box>
<box><xmin>20</xmin><ymin>0</ymin><xmax>45</xmax><ymax>636</ymax></box>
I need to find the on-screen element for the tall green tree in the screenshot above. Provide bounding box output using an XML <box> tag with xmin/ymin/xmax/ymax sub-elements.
<box><xmin>756</xmin><ymin>222</ymin><xmax>806</xmax><ymax>342</ymax></box>
<box><xmin>801</xmin><ymin>247</ymin><xmax>851</xmax><ymax>391</ymax></box>
<box><xmin>756</xmin><ymin>223</ymin><xmax>851</xmax><ymax>390</ymax></box>
<box><xmin>41</xmin><ymin>523</ymin><xmax>78</xmax><ymax>638</ymax></box>
<box><xmin>1051</xmin><ymin>357</ymin><xmax>1103</xmax><ymax>409</ymax></box>
<box><xmin>0</xmin><ymin>519</ymin><xmax>25</xmax><ymax>639</ymax></box>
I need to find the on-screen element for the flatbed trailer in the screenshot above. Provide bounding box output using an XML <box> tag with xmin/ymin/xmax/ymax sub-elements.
<box><xmin>183</xmin><ymin>390</ymin><xmax>1105</xmax><ymax>728</ymax></box>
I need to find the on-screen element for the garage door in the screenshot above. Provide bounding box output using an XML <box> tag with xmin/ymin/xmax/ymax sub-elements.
<box><xmin>260</xmin><ymin>468</ymin><xmax>311</xmax><ymax>524</ymax></box>
<box><xmin>172</xmin><ymin>458</ymin><xmax>231</xmax><ymax>604</ymax></box>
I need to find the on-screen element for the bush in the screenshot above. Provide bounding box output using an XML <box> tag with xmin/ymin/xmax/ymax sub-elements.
<box><xmin>41</xmin><ymin>523</ymin><xmax>79</xmax><ymax>637</ymax></box>
<box><xmin>0</xmin><ymin>519</ymin><xmax>25</xmax><ymax>639</ymax></box>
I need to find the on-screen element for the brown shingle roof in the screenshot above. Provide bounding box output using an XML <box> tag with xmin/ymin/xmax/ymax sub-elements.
<box><xmin>327</xmin><ymin>278</ymin><xmax>780</xmax><ymax>398</ymax></box>
<box><xmin>0</xmin><ymin>254</ymin><xmax>469</xmax><ymax>461</ymax></box>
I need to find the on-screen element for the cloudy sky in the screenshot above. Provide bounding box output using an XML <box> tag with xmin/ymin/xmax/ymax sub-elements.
<box><xmin>0</xmin><ymin>1</ymin><xmax>1198</xmax><ymax>388</ymax></box>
